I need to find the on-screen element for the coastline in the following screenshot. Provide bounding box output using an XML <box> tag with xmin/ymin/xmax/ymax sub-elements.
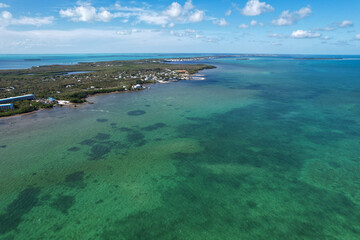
<box><xmin>0</xmin><ymin>109</ymin><xmax>42</xmax><ymax>120</ymax></box>
<box><xmin>0</xmin><ymin>62</ymin><xmax>215</xmax><ymax>119</ymax></box>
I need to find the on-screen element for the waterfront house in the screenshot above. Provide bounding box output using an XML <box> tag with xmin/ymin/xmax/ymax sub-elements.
<box><xmin>133</xmin><ymin>84</ymin><xmax>142</xmax><ymax>89</ymax></box>
<box><xmin>0</xmin><ymin>94</ymin><xmax>35</xmax><ymax>104</ymax></box>
<box><xmin>0</xmin><ymin>103</ymin><xmax>14</xmax><ymax>111</ymax></box>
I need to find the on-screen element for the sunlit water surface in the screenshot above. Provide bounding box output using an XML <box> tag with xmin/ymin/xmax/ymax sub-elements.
<box><xmin>1</xmin><ymin>56</ymin><xmax>360</xmax><ymax>239</ymax></box>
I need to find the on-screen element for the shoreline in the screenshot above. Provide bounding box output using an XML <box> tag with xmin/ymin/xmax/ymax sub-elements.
<box><xmin>0</xmin><ymin>65</ymin><xmax>215</xmax><ymax>119</ymax></box>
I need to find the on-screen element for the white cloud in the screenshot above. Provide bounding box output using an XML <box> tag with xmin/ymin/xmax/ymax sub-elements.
<box><xmin>163</xmin><ymin>2</ymin><xmax>183</xmax><ymax>18</ymax></box>
<box><xmin>237</xmin><ymin>20</ymin><xmax>260</xmax><ymax>28</ymax></box>
<box><xmin>291</xmin><ymin>30</ymin><xmax>320</xmax><ymax>39</ymax></box>
<box><xmin>113</xmin><ymin>3</ymin><xmax>146</xmax><ymax>12</ymax></box>
<box><xmin>160</xmin><ymin>0</ymin><xmax>204</xmax><ymax>23</ymax></box>
<box><xmin>115</xmin><ymin>28</ymin><xmax>144</xmax><ymax>35</ymax></box>
<box><xmin>1</xmin><ymin>10</ymin><xmax>11</xmax><ymax>20</ymax></box>
<box><xmin>225</xmin><ymin>9</ymin><xmax>232</xmax><ymax>16</ymax></box>
<box><xmin>97</xmin><ymin>10</ymin><xmax>113</xmax><ymax>22</ymax></box>
<box><xmin>338</xmin><ymin>20</ymin><xmax>353</xmax><ymax>28</ymax></box>
<box><xmin>0</xmin><ymin>10</ymin><xmax>54</xmax><ymax>26</ymax></box>
<box><xmin>0</xmin><ymin>26</ymin><xmax>225</xmax><ymax>54</ymax></box>
<box><xmin>250</xmin><ymin>20</ymin><xmax>257</xmax><ymax>26</ymax></box>
<box><xmin>272</xmin><ymin>6</ymin><xmax>311</xmax><ymax>26</ymax></box>
<box><xmin>137</xmin><ymin>1</ymin><xmax>205</xmax><ymax>25</ymax></box>
<box><xmin>168</xmin><ymin>28</ymin><xmax>217</xmax><ymax>43</ymax></box>
<box><xmin>259</xmin><ymin>22</ymin><xmax>264</xmax><ymax>27</ymax></box>
<box><xmin>60</xmin><ymin>3</ymin><xmax>115</xmax><ymax>22</ymax></box>
<box><xmin>0</xmin><ymin>2</ymin><xmax>9</xmax><ymax>8</ymax></box>
<box><xmin>188</xmin><ymin>10</ymin><xmax>205</xmax><ymax>22</ymax></box>
<box><xmin>355</xmin><ymin>34</ymin><xmax>360</xmax><ymax>40</ymax></box>
<box><xmin>184</xmin><ymin>0</ymin><xmax>195</xmax><ymax>11</ymax></box>
<box><xmin>0</xmin><ymin>28</ymin><xmax>189</xmax><ymax>53</ymax></box>
<box><xmin>241</xmin><ymin>0</ymin><xmax>274</xmax><ymax>16</ymax></box>
<box><xmin>12</xmin><ymin>16</ymin><xmax>54</xmax><ymax>26</ymax></box>
<box><xmin>314</xmin><ymin>21</ymin><xmax>353</xmax><ymax>32</ymax></box>
<box><xmin>137</xmin><ymin>14</ymin><xmax>168</xmax><ymax>25</ymax></box>
<box><xmin>183</xmin><ymin>33</ymin><xmax>220</xmax><ymax>43</ymax></box>
<box><xmin>238</xmin><ymin>24</ymin><xmax>249</xmax><ymax>29</ymax></box>
<box><xmin>59</xmin><ymin>1</ymin><xmax>205</xmax><ymax>26</ymax></box>
<box><xmin>213</xmin><ymin>18</ymin><xmax>228</xmax><ymax>26</ymax></box>
<box><xmin>267</xmin><ymin>33</ymin><xmax>287</xmax><ymax>38</ymax></box>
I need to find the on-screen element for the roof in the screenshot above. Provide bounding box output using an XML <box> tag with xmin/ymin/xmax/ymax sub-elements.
<box><xmin>0</xmin><ymin>94</ymin><xmax>35</xmax><ymax>104</ymax></box>
<box><xmin>0</xmin><ymin>94</ymin><xmax>35</xmax><ymax>101</ymax></box>
<box><xmin>0</xmin><ymin>103</ymin><xmax>14</xmax><ymax>107</ymax></box>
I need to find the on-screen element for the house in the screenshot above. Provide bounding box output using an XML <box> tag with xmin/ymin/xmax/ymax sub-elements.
<box><xmin>0</xmin><ymin>103</ymin><xmax>14</xmax><ymax>111</ymax></box>
<box><xmin>47</xmin><ymin>97</ymin><xmax>56</xmax><ymax>103</ymax></box>
<box><xmin>133</xmin><ymin>84</ymin><xmax>142</xmax><ymax>89</ymax></box>
<box><xmin>0</xmin><ymin>94</ymin><xmax>35</xmax><ymax>104</ymax></box>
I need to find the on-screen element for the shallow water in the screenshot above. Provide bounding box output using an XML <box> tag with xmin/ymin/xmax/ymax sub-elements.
<box><xmin>1</xmin><ymin>57</ymin><xmax>360</xmax><ymax>239</ymax></box>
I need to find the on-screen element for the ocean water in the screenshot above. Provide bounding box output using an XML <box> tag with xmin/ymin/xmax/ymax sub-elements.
<box><xmin>1</xmin><ymin>56</ymin><xmax>360</xmax><ymax>239</ymax></box>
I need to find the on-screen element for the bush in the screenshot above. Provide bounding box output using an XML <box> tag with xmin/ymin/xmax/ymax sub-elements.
<box><xmin>69</xmin><ymin>98</ymin><xmax>85</xmax><ymax>103</ymax></box>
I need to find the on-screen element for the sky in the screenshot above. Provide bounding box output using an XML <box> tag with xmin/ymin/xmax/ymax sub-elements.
<box><xmin>0</xmin><ymin>0</ymin><xmax>359</xmax><ymax>54</ymax></box>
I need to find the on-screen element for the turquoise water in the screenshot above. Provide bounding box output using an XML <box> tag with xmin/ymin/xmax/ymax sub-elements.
<box><xmin>1</xmin><ymin>56</ymin><xmax>360</xmax><ymax>239</ymax></box>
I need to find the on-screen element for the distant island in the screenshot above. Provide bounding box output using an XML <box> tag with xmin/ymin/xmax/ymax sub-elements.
<box><xmin>24</xmin><ymin>59</ymin><xmax>42</xmax><ymax>61</ymax></box>
<box><xmin>0</xmin><ymin>58</ymin><xmax>215</xmax><ymax>117</ymax></box>
<box><xmin>295</xmin><ymin>57</ymin><xmax>343</xmax><ymax>60</ymax></box>
<box><xmin>163</xmin><ymin>56</ymin><xmax>215</xmax><ymax>62</ymax></box>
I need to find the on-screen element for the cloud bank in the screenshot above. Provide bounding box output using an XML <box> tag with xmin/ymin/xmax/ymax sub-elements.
<box><xmin>272</xmin><ymin>6</ymin><xmax>312</xmax><ymax>26</ymax></box>
<box><xmin>59</xmin><ymin>1</ymin><xmax>205</xmax><ymax>26</ymax></box>
<box><xmin>240</xmin><ymin>0</ymin><xmax>274</xmax><ymax>16</ymax></box>
<box><xmin>291</xmin><ymin>30</ymin><xmax>320</xmax><ymax>39</ymax></box>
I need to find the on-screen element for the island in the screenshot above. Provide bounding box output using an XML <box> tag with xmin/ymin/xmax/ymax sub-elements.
<box><xmin>0</xmin><ymin>58</ymin><xmax>216</xmax><ymax>117</ymax></box>
<box><xmin>295</xmin><ymin>58</ymin><xmax>343</xmax><ymax>60</ymax></box>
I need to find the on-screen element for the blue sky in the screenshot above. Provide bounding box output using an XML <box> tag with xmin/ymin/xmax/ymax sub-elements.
<box><xmin>0</xmin><ymin>0</ymin><xmax>359</xmax><ymax>54</ymax></box>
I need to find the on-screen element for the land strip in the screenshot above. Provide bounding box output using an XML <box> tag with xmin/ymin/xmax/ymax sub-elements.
<box><xmin>0</xmin><ymin>58</ymin><xmax>215</xmax><ymax>117</ymax></box>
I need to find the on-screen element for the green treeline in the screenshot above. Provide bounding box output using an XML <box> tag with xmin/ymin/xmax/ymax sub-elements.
<box><xmin>0</xmin><ymin>59</ymin><xmax>215</xmax><ymax>117</ymax></box>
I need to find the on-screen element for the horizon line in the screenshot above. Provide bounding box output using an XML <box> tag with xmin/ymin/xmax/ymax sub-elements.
<box><xmin>1</xmin><ymin>53</ymin><xmax>360</xmax><ymax>56</ymax></box>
